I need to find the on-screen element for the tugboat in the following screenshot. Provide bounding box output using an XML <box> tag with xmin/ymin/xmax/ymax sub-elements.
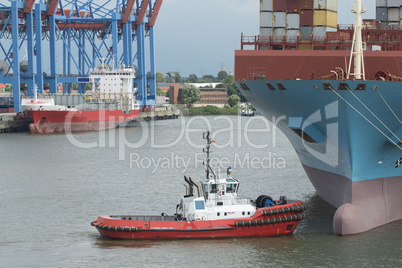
<box><xmin>91</xmin><ymin>131</ymin><xmax>306</xmax><ymax>239</ymax></box>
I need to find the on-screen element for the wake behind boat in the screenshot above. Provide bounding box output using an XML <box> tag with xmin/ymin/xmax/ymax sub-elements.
<box><xmin>91</xmin><ymin>131</ymin><xmax>306</xmax><ymax>239</ymax></box>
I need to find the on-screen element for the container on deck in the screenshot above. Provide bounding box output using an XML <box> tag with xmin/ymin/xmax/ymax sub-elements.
<box><xmin>313</xmin><ymin>10</ymin><xmax>337</xmax><ymax>28</ymax></box>
<box><xmin>300</xmin><ymin>9</ymin><xmax>314</xmax><ymax>26</ymax></box>
<box><xmin>273</xmin><ymin>28</ymin><xmax>286</xmax><ymax>39</ymax></box>
<box><xmin>388</xmin><ymin>7</ymin><xmax>400</xmax><ymax>21</ymax></box>
<box><xmin>286</xmin><ymin>29</ymin><xmax>300</xmax><ymax>42</ymax></box>
<box><xmin>273</xmin><ymin>0</ymin><xmax>287</xmax><ymax>12</ymax></box>
<box><xmin>300</xmin><ymin>0</ymin><xmax>314</xmax><ymax>10</ymax></box>
<box><xmin>287</xmin><ymin>13</ymin><xmax>300</xmax><ymax>29</ymax></box>
<box><xmin>261</xmin><ymin>11</ymin><xmax>273</xmax><ymax>28</ymax></box>
<box><xmin>300</xmin><ymin>26</ymin><xmax>313</xmax><ymax>40</ymax></box>
<box><xmin>273</xmin><ymin>12</ymin><xmax>286</xmax><ymax>28</ymax></box>
<box><xmin>286</xmin><ymin>0</ymin><xmax>299</xmax><ymax>13</ymax></box>
<box><xmin>376</xmin><ymin>0</ymin><xmax>387</xmax><ymax>7</ymax></box>
<box><xmin>260</xmin><ymin>27</ymin><xmax>273</xmax><ymax>37</ymax></box>
<box><xmin>260</xmin><ymin>0</ymin><xmax>273</xmax><ymax>12</ymax></box>
<box><xmin>313</xmin><ymin>26</ymin><xmax>336</xmax><ymax>40</ymax></box>
<box><xmin>387</xmin><ymin>0</ymin><xmax>401</xmax><ymax>8</ymax></box>
<box><xmin>376</xmin><ymin>7</ymin><xmax>388</xmax><ymax>22</ymax></box>
<box><xmin>313</xmin><ymin>0</ymin><xmax>337</xmax><ymax>12</ymax></box>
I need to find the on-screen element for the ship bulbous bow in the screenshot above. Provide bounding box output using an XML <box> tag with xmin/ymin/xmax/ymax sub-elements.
<box><xmin>333</xmin><ymin>176</ymin><xmax>402</xmax><ymax>235</ymax></box>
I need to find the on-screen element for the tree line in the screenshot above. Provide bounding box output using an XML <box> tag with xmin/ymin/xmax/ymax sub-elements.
<box><xmin>152</xmin><ymin>70</ymin><xmax>231</xmax><ymax>84</ymax></box>
<box><xmin>161</xmin><ymin>70</ymin><xmax>246</xmax><ymax>107</ymax></box>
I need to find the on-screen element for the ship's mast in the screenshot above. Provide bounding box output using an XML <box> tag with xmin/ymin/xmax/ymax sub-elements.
<box><xmin>203</xmin><ymin>131</ymin><xmax>216</xmax><ymax>181</ymax></box>
<box><xmin>347</xmin><ymin>0</ymin><xmax>366</xmax><ymax>80</ymax></box>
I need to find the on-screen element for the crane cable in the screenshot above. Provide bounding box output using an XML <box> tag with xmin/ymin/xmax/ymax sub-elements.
<box><xmin>328</xmin><ymin>87</ymin><xmax>402</xmax><ymax>152</ymax></box>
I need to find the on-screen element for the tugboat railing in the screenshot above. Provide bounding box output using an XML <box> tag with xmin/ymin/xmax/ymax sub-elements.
<box><xmin>205</xmin><ymin>197</ymin><xmax>251</xmax><ymax>206</ymax></box>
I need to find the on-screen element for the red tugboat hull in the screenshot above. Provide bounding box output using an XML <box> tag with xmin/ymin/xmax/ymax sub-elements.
<box><xmin>25</xmin><ymin>109</ymin><xmax>139</xmax><ymax>134</ymax></box>
<box><xmin>91</xmin><ymin>201</ymin><xmax>306</xmax><ymax>240</ymax></box>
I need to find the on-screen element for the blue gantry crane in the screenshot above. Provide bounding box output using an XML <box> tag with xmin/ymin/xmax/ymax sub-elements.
<box><xmin>0</xmin><ymin>0</ymin><xmax>162</xmax><ymax>112</ymax></box>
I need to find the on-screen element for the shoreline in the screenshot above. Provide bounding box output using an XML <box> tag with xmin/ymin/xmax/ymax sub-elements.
<box><xmin>176</xmin><ymin>105</ymin><xmax>241</xmax><ymax>116</ymax></box>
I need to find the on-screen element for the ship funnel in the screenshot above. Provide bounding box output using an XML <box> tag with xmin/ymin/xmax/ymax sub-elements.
<box><xmin>184</xmin><ymin>176</ymin><xmax>194</xmax><ymax>197</ymax></box>
<box><xmin>189</xmin><ymin>177</ymin><xmax>202</xmax><ymax>197</ymax></box>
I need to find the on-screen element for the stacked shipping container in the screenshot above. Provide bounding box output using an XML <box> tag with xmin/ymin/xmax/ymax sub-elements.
<box><xmin>312</xmin><ymin>0</ymin><xmax>337</xmax><ymax>40</ymax></box>
<box><xmin>375</xmin><ymin>0</ymin><xmax>401</xmax><ymax>29</ymax></box>
<box><xmin>259</xmin><ymin>0</ymin><xmax>337</xmax><ymax>41</ymax></box>
<box><xmin>286</xmin><ymin>1</ymin><xmax>300</xmax><ymax>42</ymax></box>
<box><xmin>260</xmin><ymin>0</ymin><xmax>273</xmax><ymax>37</ymax></box>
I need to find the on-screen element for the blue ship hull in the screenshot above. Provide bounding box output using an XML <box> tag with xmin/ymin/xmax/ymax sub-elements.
<box><xmin>237</xmin><ymin>79</ymin><xmax>402</xmax><ymax>235</ymax></box>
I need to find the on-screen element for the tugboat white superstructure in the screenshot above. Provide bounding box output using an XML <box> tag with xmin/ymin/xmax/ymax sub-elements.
<box><xmin>91</xmin><ymin>131</ymin><xmax>306</xmax><ymax>240</ymax></box>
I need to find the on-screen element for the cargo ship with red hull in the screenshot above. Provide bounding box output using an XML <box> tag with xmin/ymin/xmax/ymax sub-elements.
<box><xmin>235</xmin><ymin>0</ymin><xmax>402</xmax><ymax>235</ymax></box>
<box><xmin>22</xmin><ymin>63</ymin><xmax>140</xmax><ymax>134</ymax></box>
<box><xmin>91</xmin><ymin>131</ymin><xmax>306</xmax><ymax>240</ymax></box>
<box><xmin>23</xmin><ymin>105</ymin><xmax>139</xmax><ymax>134</ymax></box>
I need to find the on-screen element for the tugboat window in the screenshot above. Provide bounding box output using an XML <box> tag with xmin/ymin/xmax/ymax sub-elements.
<box><xmin>227</xmin><ymin>184</ymin><xmax>236</xmax><ymax>193</ymax></box>
<box><xmin>195</xmin><ymin>201</ymin><xmax>205</xmax><ymax>210</ymax></box>
<box><xmin>203</xmin><ymin>185</ymin><xmax>209</xmax><ymax>199</ymax></box>
<box><xmin>210</xmin><ymin>184</ymin><xmax>217</xmax><ymax>193</ymax></box>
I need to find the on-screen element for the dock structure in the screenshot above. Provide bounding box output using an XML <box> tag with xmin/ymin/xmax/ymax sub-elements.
<box><xmin>0</xmin><ymin>106</ymin><xmax>180</xmax><ymax>134</ymax></box>
<box><xmin>0</xmin><ymin>113</ymin><xmax>29</xmax><ymax>133</ymax></box>
<box><xmin>140</xmin><ymin>107</ymin><xmax>180</xmax><ymax>121</ymax></box>
<box><xmin>0</xmin><ymin>0</ymin><xmax>163</xmax><ymax>112</ymax></box>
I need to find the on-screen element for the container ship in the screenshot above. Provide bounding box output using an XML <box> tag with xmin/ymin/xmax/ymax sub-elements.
<box><xmin>235</xmin><ymin>0</ymin><xmax>402</xmax><ymax>235</ymax></box>
<box><xmin>22</xmin><ymin>62</ymin><xmax>140</xmax><ymax>134</ymax></box>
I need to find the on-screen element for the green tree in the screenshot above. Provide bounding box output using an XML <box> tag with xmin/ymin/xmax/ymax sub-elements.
<box><xmin>202</xmin><ymin>74</ymin><xmax>215</xmax><ymax>83</ymax></box>
<box><xmin>223</xmin><ymin>75</ymin><xmax>247</xmax><ymax>102</ymax></box>
<box><xmin>217</xmin><ymin>71</ymin><xmax>228</xmax><ymax>81</ymax></box>
<box><xmin>228</xmin><ymin>94</ymin><xmax>240</xmax><ymax>107</ymax></box>
<box><xmin>199</xmin><ymin>84</ymin><xmax>213</xmax><ymax>89</ymax></box>
<box><xmin>188</xmin><ymin>74</ymin><xmax>198</xmax><ymax>83</ymax></box>
<box><xmin>85</xmin><ymin>83</ymin><xmax>92</xmax><ymax>91</ymax></box>
<box><xmin>156</xmin><ymin>86</ymin><xmax>165</xmax><ymax>96</ymax></box>
<box><xmin>5</xmin><ymin>84</ymin><xmax>11</xmax><ymax>91</ymax></box>
<box><xmin>156</xmin><ymin>72</ymin><xmax>166</xmax><ymax>83</ymax></box>
<box><xmin>175</xmin><ymin>72</ymin><xmax>184</xmax><ymax>83</ymax></box>
<box><xmin>203</xmin><ymin>74</ymin><xmax>215</xmax><ymax>80</ymax></box>
<box><xmin>215</xmin><ymin>83</ymin><xmax>225</xmax><ymax>88</ymax></box>
<box><xmin>223</xmin><ymin>75</ymin><xmax>238</xmax><ymax>96</ymax></box>
<box><xmin>182</xmin><ymin>84</ymin><xmax>202</xmax><ymax>106</ymax></box>
<box><xmin>71</xmin><ymin>83</ymin><xmax>78</xmax><ymax>91</ymax></box>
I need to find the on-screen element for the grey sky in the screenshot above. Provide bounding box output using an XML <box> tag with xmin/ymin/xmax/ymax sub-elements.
<box><xmin>154</xmin><ymin>0</ymin><xmax>376</xmax><ymax>78</ymax></box>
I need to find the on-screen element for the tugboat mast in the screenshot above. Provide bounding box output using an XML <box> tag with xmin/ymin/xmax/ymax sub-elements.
<box><xmin>203</xmin><ymin>130</ymin><xmax>215</xmax><ymax>181</ymax></box>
